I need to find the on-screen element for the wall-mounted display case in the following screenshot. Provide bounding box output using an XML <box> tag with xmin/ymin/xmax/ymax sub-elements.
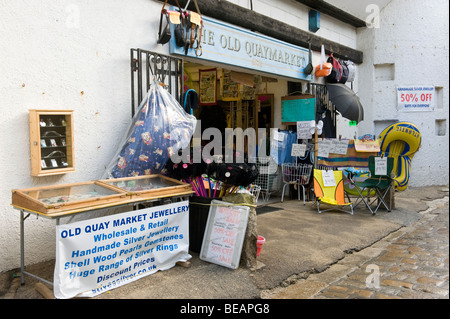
<box><xmin>29</xmin><ymin>110</ymin><xmax>75</xmax><ymax>176</ymax></box>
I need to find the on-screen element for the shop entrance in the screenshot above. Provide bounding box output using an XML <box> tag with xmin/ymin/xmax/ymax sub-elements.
<box><xmin>183</xmin><ymin>62</ymin><xmax>275</xmax><ymax>158</ymax></box>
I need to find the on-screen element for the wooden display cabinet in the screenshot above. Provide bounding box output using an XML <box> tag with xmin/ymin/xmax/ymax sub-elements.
<box><xmin>12</xmin><ymin>181</ymin><xmax>128</xmax><ymax>215</ymax></box>
<box><xmin>98</xmin><ymin>175</ymin><xmax>194</xmax><ymax>201</ymax></box>
<box><xmin>29</xmin><ymin>110</ymin><xmax>75</xmax><ymax>176</ymax></box>
<box><xmin>11</xmin><ymin>175</ymin><xmax>193</xmax><ymax>216</ymax></box>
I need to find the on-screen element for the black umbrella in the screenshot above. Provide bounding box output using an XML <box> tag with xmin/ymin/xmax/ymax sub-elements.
<box><xmin>326</xmin><ymin>83</ymin><xmax>364</xmax><ymax>123</ymax></box>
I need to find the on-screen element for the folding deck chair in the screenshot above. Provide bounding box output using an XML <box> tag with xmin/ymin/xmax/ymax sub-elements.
<box><xmin>313</xmin><ymin>169</ymin><xmax>354</xmax><ymax>215</ymax></box>
<box><xmin>352</xmin><ymin>156</ymin><xmax>394</xmax><ymax>215</ymax></box>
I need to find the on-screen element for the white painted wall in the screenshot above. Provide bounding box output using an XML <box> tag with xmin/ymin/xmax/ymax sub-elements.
<box><xmin>356</xmin><ymin>0</ymin><xmax>449</xmax><ymax>187</ymax></box>
<box><xmin>0</xmin><ymin>0</ymin><xmax>167</xmax><ymax>273</ymax></box>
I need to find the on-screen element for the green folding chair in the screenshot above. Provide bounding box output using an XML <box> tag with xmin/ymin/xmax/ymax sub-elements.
<box><xmin>353</xmin><ymin>156</ymin><xmax>394</xmax><ymax>215</ymax></box>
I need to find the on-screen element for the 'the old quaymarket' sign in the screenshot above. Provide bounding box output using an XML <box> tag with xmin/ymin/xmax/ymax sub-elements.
<box><xmin>170</xmin><ymin>15</ymin><xmax>311</xmax><ymax>81</ymax></box>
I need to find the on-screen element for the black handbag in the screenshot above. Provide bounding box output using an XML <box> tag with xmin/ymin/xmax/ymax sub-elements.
<box><xmin>175</xmin><ymin>13</ymin><xmax>187</xmax><ymax>47</ymax></box>
<box><xmin>158</xmin><ymin>0</ymin><xmax>184</xmax><ymax>45</ymax></box>
<box><xmin>157</xmin><ymin>11</ymin><xmax>171</xmax><ymax>44</ymax></box>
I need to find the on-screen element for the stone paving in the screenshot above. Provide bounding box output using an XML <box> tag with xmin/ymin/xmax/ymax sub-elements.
<box><xmin>270</xmin><ymin>199</ymin><xmax>449</xmax><ymax>299</ymax></box>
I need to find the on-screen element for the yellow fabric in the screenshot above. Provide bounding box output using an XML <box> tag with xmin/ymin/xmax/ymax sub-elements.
<box><xmin>314</xmin><ymin>170</ymin><xmax>352</xmax><ymax>206</ymax></box>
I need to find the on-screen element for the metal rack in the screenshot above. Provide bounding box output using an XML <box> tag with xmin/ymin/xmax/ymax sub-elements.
<box><xmin>246</xmin><ymin>184</ymin><xmax>261</xmax><ymax>202</ymax></box>
<box><xmin>130</xmin><ymin>49</ymin><xmax>184</xmax><ymax>117</ymax></box>
<box><xmin>280</xmin><ymin>163</ymin><xmax>313</xmax><ymax>204</ymax></box>
<box><xmin>253</xmin><ymin>157</ymin><xmax>280</xmax><ymax>201</ymax></box>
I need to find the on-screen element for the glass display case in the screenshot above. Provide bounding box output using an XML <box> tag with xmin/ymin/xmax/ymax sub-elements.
<box><xmin>99</xmin><ymin>175</ymin><xmax>193</xmax><ymax>200</ymax></box>
<box><xmin>12</xmin><ymin>181</ymin><xmax>128</xmax><ymax>215</ymax></box>
<box><xmin>12</xmin><ymin>175</ymin><xmax>193</xmax><ymax>215</ymax></box>
<box><xmin>29</xmin><ymin>110</ymin><xmax>75</xmax><ymax>176</ymax></box>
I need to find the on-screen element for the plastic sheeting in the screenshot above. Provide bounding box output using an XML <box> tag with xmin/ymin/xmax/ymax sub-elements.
<box><xmin>103</xmin><ymin>81</ymin><xmax>197</xmax><ymax>178</ymax></box>
<box><xmin>270</xmin><ymin>130</ymin><xmax>298</xmax><ymax>165</ymax></box>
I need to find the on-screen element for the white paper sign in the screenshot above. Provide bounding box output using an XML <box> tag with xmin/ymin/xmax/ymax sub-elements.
<box><xmin>54</xmin><ymin>201</ymin><xmax>191</xmax><ymax>299</ymax></box>
<box><xmin>397</xmin><ymin>86</ymin><xmax>435</xmax><ymax>112</ymax></box>
<box><xmin>272</xmin><ymin>130</ymin><xmax>285</xmax><ymax>142</ymax></box>
<box><xmin>291</xmin><ymin>144</ymin><xmax>307</xmax><ymax>157</ymax></box>
<box><xmin>200</xmin><ymin>201</ymin><xmax>249</xmax><ymax>269</ymax></box>
<box><xmin>297</xmin><ymin>121</ymin><xmax>312</xmax><ymax>139</ymax></box>
<box><xmin>331</xmin><ymin>139</ymin><xmax>349</xmax><ymax>155</ymax></box>
<box><xmin>374</xmin><ymin>157</ymin><xmax>387</xmax><ymax>176</ymax></box>
<box><xmin>322</xmin><ymin>170</ymin><xmax>336</xmax><ymax>187</ymax></box>
<box><xmin>318</xmin><ymin>139</ymin><xmax>332</xmax><ymax>157</ymax></box>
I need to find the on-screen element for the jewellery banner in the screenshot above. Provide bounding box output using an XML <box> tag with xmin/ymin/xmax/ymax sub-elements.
<box><xmin>54</xmin><ymin>201</ymin><xmax>191</xmax><ymax>299</ymax></box>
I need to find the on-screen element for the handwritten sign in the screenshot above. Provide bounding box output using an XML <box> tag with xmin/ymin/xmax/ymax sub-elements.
<box><xmin>272</xmin><ymin>130</ymin><xmax>285</xmax><ymax>142</ymax></box>
<box><xmin>200</xmin><ymin>200</ymin><xmax>249</xmax><ymax>269</ymax></box>
<box><xmin>322</xmin><ymin>170</ymin><xmax>336</xmax><ymax>187</ymax></box>
<box><xmin>318</xmin><ymin>139</ymin><xmax>332</xmax><ymax>157</ymax></box>
<box><xmin>297</xmin><ymin>121</ymin><xmax>312</xmax><ymax>139</ymax></box>
<box><xmin>291</xmin><ymin>144</ymin><xmax>307</xmax><ymax>157</ymax></box>
<box><xmin>331</xmin><ymin>139</ymin><xmax>349</xmax><ymax>155</ymax></box>
<box><xmin>374</xmin><ymin>157</ymin><xmax>387</xmax><ymax>176</ymax></box>
<box><xmin>354</xmin><ymin>139</ymin><xmax>381</xmax><ymax>152</ymax></box>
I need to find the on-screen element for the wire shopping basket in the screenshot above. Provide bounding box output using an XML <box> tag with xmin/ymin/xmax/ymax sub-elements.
<box><xmin>253</xmin><ymin>157</ymin><xmax>279</xmax><ymax>201</ymax></box>
<box><xmin>281</xmin><ymin>163</ymin><xmax>313</xmax><ymax>204</ymax></box>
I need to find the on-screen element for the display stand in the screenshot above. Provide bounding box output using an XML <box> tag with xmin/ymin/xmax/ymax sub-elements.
<box><xmin>12</xmin><ymin>175</ymin><xmax>194</xmax><ymax>287</ymax></box>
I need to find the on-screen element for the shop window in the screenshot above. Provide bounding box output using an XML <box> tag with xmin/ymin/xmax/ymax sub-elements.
<box><xmin>374</xmin><ymin>63</ymin><xmax>394</xmax><ymax>81</ymax></box>
<box><xmin>436</xmin><ymin>119</ymin><xmax>446</xmax><ymax>136</ymax></box>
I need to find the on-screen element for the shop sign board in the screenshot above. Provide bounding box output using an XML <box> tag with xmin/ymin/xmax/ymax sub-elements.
<box><xmin>170</xmin><ymin>14</ymin><xmax>311</xmax><ymax>81</ymax></box>
<box><xmin>54</xmin><ymin>201</ymin><xmax>190</xmax><ymax>299</ymax></box>
<box><xmin>397</xmin><ymin>86</ymin><xmax>435</xmax><ymax>111</ymax></box>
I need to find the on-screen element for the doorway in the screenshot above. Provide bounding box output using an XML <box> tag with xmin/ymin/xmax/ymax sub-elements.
<box><xmin>256</xmin><ymin>94</ymin><xmax>274</xmax><ymax>156</ymax></box>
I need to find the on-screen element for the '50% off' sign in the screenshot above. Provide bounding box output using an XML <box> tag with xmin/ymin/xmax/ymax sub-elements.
<box><xmin>397</xmin><ymin>86</ymin><xmax>435</xmax><ymax>111</ymax></box>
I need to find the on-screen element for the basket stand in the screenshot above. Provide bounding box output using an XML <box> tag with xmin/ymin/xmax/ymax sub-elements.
<box><xmin>280</xmin><ymin>163</ymin><xmax>313</xmax><ymax>204</ymax></box>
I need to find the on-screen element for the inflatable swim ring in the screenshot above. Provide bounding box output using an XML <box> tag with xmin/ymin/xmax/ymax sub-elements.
<box><xmin>378</xmin><ymin>122</ymin><xmax>421</xmax><ymax>191</ymax></box>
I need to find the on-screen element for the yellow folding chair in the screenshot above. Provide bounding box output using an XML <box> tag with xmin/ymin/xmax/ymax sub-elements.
<box><xmin>313</xmin><ymin>169</ymin><xmax>353</xmax><ymax>215</ymax></box>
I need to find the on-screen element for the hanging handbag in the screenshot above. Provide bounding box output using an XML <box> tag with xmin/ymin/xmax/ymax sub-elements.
<box><xmin>158</xmin><ymin>0</ymin><xmax>184</xmax><ymax>45</ymax></box>
<box><xmin>343</xmin><ymin>60</ymin><xmax>356</xmax><ymax>82</ymax></box>
<box><xmin>157</xmin><ymin>10</ymin><xmax>171</xmax><ymax>44</ymax></box>
<box><xmin>326</xmin><ymin>53</ymin><xmax>343</xmax><ymax>83</ymax></box>
<box><xmin>175</xmin><ymin>12</ymin><xmax>187</xmax><ymax>47</ymax></box>
<box><xmin>315</xmin><ymin>45</ymin><xmax>332</xmax><ymax>77</ymax></box>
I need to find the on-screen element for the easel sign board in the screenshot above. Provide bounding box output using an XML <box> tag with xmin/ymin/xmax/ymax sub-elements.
<box><xmin>200</xmin><ymin>200</ymin><xmax>249</xmax><ymax>269</ymax></box>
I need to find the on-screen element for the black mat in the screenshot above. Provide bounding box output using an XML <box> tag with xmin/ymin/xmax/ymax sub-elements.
<box><xmin>256</xmin><ymin>206</ymin><xmax>283</xmax><ymax>215</ymax></box>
